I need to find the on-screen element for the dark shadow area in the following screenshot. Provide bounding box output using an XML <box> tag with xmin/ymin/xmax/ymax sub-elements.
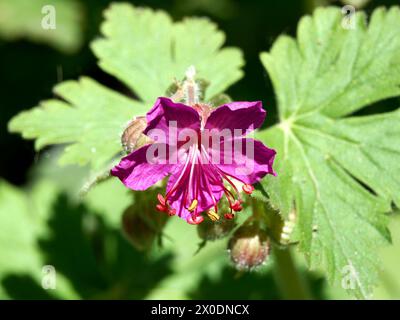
<box><xmin>2</xmin><ymin>275</ymin><xmax>57</xmax><ymax>300</ymax></box>
<box><xmin>189</xmin><ymin>267</ymin><xmax>281</xmax><ymax>299</ymax></box>
<box><xmin>38</xmin><ymin>194</ymin><xmax>109</xmax><ymax>297</ymax></box>
<box><xmin>352</xmin><ymin>97</ymin><xmax>400</xmax><ymax>117</ymax></box>
<box><xmin>188</xmin><ymin>265</ymin><xmax>326</xmax><ymax>300</ymax></box>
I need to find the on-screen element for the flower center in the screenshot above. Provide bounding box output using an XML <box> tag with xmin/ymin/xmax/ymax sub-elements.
<box><xmin>155</xmin><ymin>137</ymin><xmax>254</xmax><ymax>224</ymax></box>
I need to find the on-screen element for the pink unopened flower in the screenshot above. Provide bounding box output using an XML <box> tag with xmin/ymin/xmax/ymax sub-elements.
<box><xmin>111</xmin><ymin>97</ymin><xmax>276</xmax><ymax>225</ymax></box>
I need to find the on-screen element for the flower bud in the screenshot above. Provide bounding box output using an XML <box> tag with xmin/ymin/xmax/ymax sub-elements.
<box><xmin>228</xmin><ymin>225</ymin><xmax>270</xmax><ymax>270</ymax></box>
<box><xmin>121</xmin><ymin>117</ymin><xmax>152</xmax><ymax>153</ymax></box>
<box><xmin>122</xmin><ymin>202</ymin><xmax>167</xmax><ymax>251</ymax></box>
<box><xmin>197</xmin><ymin>218</ymin><xmax>236</xmax><ymax>241</ymax></box>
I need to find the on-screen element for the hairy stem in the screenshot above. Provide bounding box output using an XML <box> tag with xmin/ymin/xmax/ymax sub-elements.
<box><xmin>251</xmin><ymin>198</ymin><xmax>312</xmax><ymax>299</ymax></box>
<box><xmin>272</xmin><ymin>246</ymin><xmax>312</xmax><ymax>300</ymax></box>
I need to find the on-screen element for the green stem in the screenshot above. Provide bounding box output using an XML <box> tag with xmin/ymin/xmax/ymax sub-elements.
<box><xmin>272</xmin><ymin>246</ymin><xmax>312</xmax><ymax>300</ymax></box>
<box><xmin>251</xmin><ymin>198</ymin><xmax>312</xmax><ymax>299</ymax></box>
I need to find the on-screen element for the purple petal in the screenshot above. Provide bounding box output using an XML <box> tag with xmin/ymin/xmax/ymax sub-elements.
<box><xmin>210</xmin><ymin>137</ymin><xmax>276</xmax><ymax>184</ymax></box>
<box><xmin>204</xmin><ymin>101</ymin><xmax>266</xmax><ymax>136</ymax></box>
<box><xmin>165</xmin><ymin>164</ymin><xmax>224</xmax><ymax>220</ymax></box>
<box><xmin>143</xmin><ymin>97</ymin><xmax>200</xmax><ymax>144</ymax></box>
<box><xmin>111</xmin><ymin>143</ymin><xmax>175</xmax><ymax>191</ymax></box>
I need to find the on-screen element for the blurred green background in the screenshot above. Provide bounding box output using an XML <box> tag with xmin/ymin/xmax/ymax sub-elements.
<box><xmin>0</xmin><ymin>0</ymin><xmax>399</xmax><ymax>300</ymax></box>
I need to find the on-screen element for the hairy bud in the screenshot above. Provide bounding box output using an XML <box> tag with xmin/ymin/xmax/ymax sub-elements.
<box><xmin>122</xmin><ymin>197</ymin><xmax>167</xmax><ymax>251</ymax></box>
<box><xmin>228</xmin><ymin>225</ymin><xmax>270</xmax><ymax>270</ymax></box>
<box><xmin>121</xmin><ymin>117</ymin><xmax>152</xmax><ymax>153</ymax></box>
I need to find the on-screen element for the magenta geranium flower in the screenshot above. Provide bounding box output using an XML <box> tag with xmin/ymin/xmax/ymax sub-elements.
<box><xmin>111</xmin><ymin>97</ymin><xmax>276</xmax><ymax>225</ymax></box>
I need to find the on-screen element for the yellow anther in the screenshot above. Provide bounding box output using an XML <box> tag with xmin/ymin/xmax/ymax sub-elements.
<box><xmin>188</xmin><ymin>199</ymin><xmax>198</xmax><ymax>212</ymax></box>
<box><xmin>207</xmin><ymin>210</ymin><xmax>220</xmax><ymax>222</ymax></box>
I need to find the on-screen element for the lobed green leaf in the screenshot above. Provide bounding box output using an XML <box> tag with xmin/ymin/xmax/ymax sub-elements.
<box><xmin>257</xmin><ymin>6</ymin><xmax>400</xmax><ymax>298</ymax></box>
<box><xmin>8</xmin><ymin>3</ymin><xmax>244</xmax><ymax>169</ymax></box>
